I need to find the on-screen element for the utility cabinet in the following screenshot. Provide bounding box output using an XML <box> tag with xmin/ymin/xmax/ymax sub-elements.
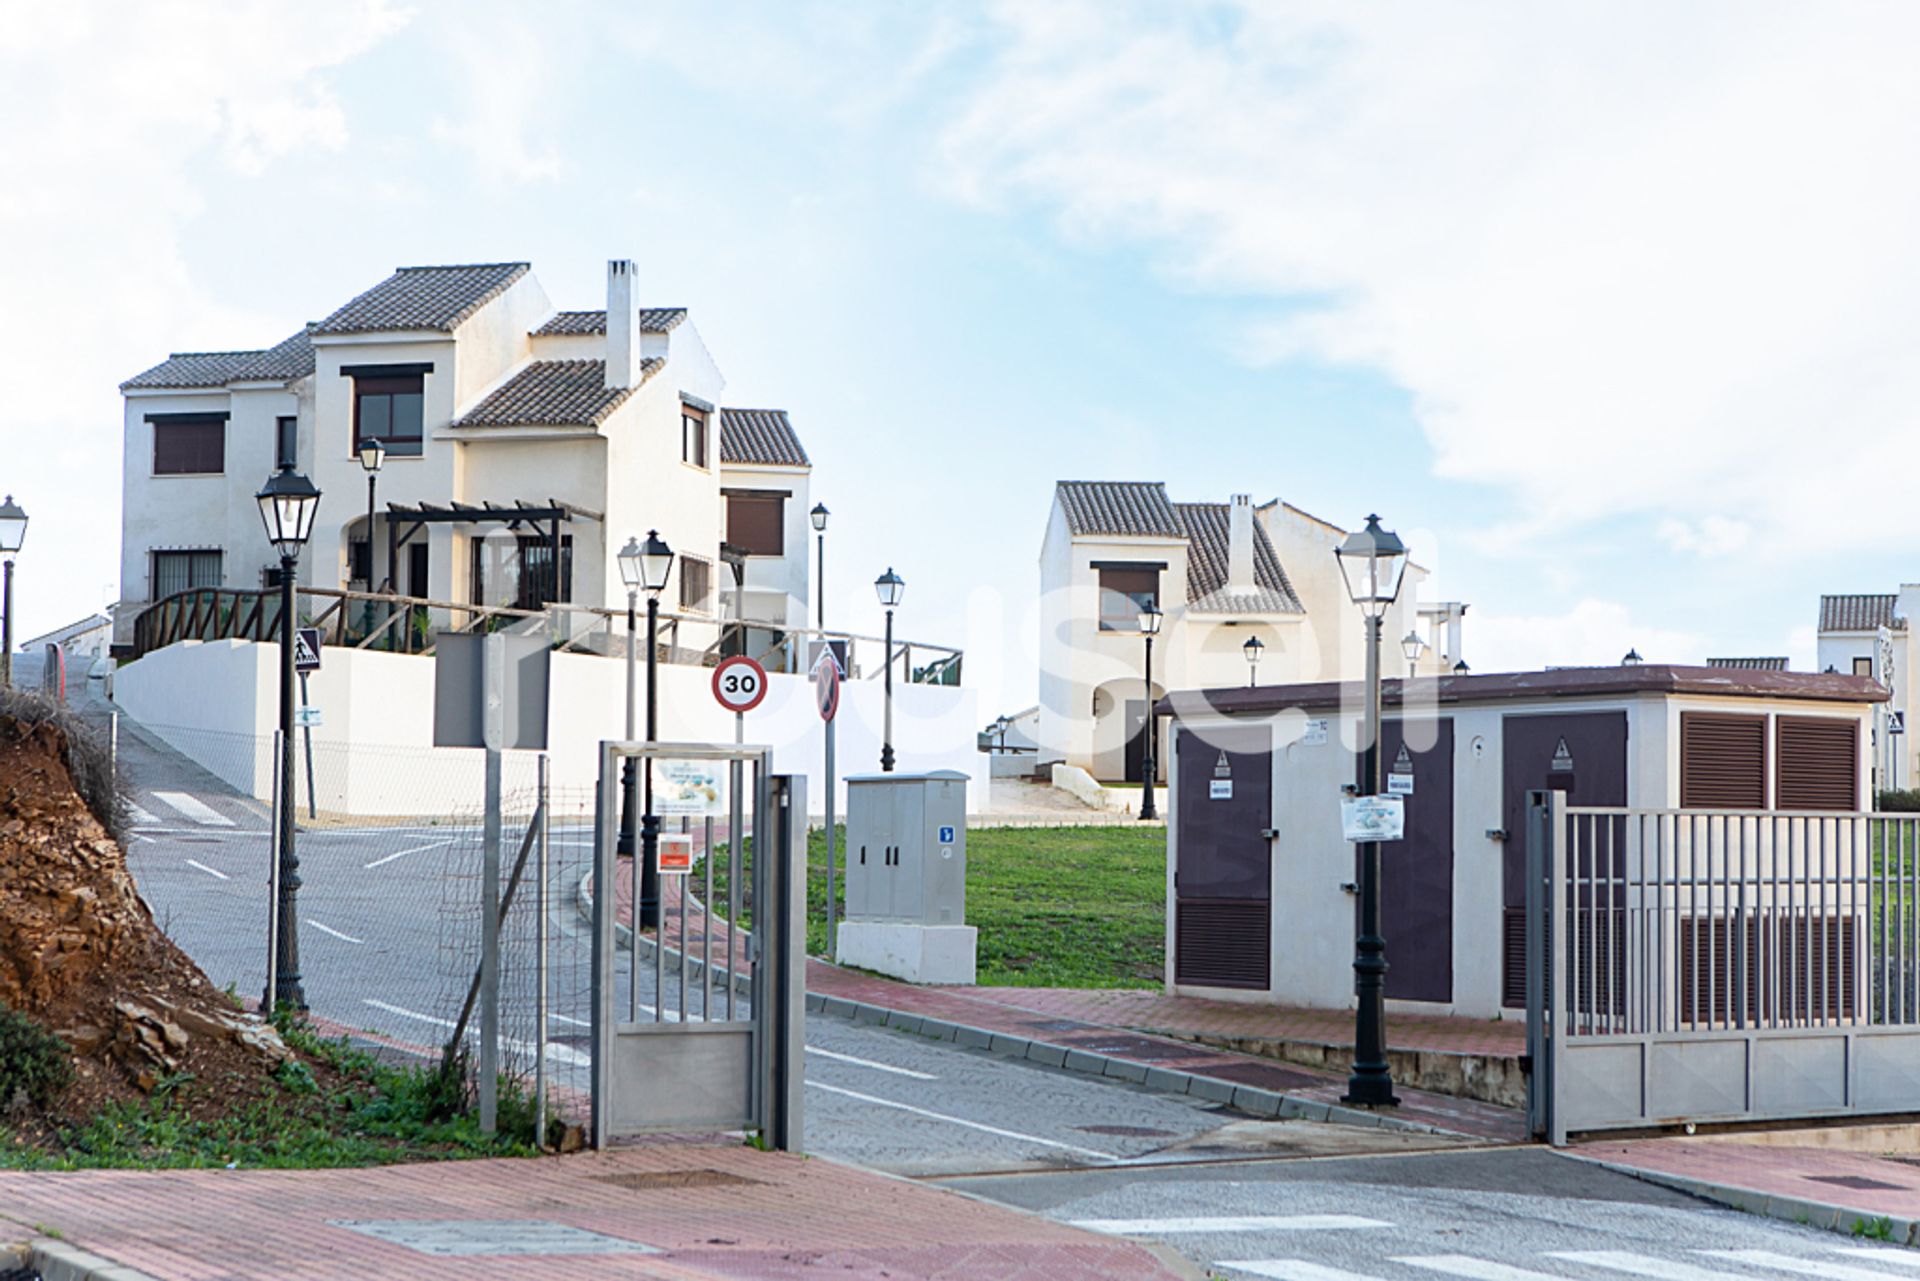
<box><xmin>836</xmin><ymin>771</ymin><xmax>976</xmax><ymax>984</ymax></box>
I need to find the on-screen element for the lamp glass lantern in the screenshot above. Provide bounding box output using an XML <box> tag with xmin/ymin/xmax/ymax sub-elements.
<box><xmin>1333</xmin><ymin>514</ymin><xmax>1409</xmax><ymax>617</ymax></box>
<box><xmin>1623</xmin><ymin>648</ymin><xmax>1643</xmax><ymax>666</ymax></box>
<box><xmin>617</xmin><ymin>536</ymin><xmax>645</xmax><ymax>590</ymax></box>
<box><xmin>810</xmin><ymin>503</ymin><xmax>830</xmax><ymax>532</ymax></box>
<box><xmin>255</xmin><ymin>466</ymin><xmax>321</xmax><ymax>556</ymax></box>
<box><xmin>357</xmin><ymin>437</ymin><xmax>386</xmax><ymax>474</ymax></box>
<box><xmin>0</xmin><ymin>495</ymin><xmax>26</xmax><ymax>558</ymax></box>
<box><xmin>638</xmin><ymin>529</ymin><xmax>674</xmax><ymax>595</ymax></box>
<box><xmin>875</xmin><ymin>567</ymin><xmax>905</xmax><ymax>609</ymax></box>
<box><xmin>1243</xmin><ymin>634</ymin><xmax>1264</xmax><ymax>668</ymax></box>
<box><xmin>1401</xmin><ymin>630</ymin><xmax>1427</xmax><ymax>665</ymax></box>
<box><xmin>1138</xmin><ymin>601</ymin><xmax>1163</xmax><ymax>635</ymax></box>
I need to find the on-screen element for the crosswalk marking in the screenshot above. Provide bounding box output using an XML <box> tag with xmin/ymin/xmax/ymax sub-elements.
<box><xmin>1219</xmin><ymin>1263</ymin><xmax>1384</xmax><ymax>1281</ymax></box>
<box><xmin>1396</xmin><ymin>1257</ymin><xmax>1565</xmax><ymax>1281</ymax></box>
<box><xmin>153</xmin><ymin>791</ymin><xmax>235</xmax><ymax>827</ymax></box>
<box><xmin>1553</xmin><ymin>1250</ymin><xmax>1756</xmax><ymax>1280</ymax></box>
<box><xmin>1701</xmin><ymin>1252</ymin><xmax>1915</xmax><ymax>1280</ymax></box>
<box><xmin>1076</xmin><ymin>1216</ymin><xmax>1390</xmax><ymax>1237</ymax></box>
<box><xmin>128</xmin><ymin>803</ymin><xmax>161</xmax><ymax>827</ymax></box>
<box><xmin>1831</xmin><ymin>1250</ymin><xmax>1920</xmax><ymax>1269</ymax></box>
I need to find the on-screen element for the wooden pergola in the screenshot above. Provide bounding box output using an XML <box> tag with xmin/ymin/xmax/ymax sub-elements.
<box><xmin>385</xmin><ymin>499</ymin><xmax>603</xmax><ymax>609</ymax></box>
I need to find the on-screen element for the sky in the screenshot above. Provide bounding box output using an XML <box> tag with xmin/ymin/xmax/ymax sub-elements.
<box><xmin>4</xmin><ymin>0</ymin><xmax>1919</xmax><ymax>717</ymax></box>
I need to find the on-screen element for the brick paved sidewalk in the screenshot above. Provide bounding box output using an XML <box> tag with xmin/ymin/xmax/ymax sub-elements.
<box><xmin>0</xmin><ymin>1144</ymin><xmax>1193</xmax><ymax>1281</ymax></box>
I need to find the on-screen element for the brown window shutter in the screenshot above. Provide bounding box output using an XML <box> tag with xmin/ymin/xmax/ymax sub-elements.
<box><xmin>1680</xmin><ymin>712</ymin><xmax>1766</xmax><ymax>809</ymax></box>
<box><xmin>1775</xmin><ymin>716</ymin><xmax>1860</xmax><ymax>811</ymax></box>
<box><xmin>725</xmin><ymin>493</ymin><xmax>785</xmax><ymax>556</ymax></box>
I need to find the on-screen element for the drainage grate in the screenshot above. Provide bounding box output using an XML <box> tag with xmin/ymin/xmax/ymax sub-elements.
<box><xmin>592</xmin><ymin>1169</ymin><xmax>761</xmax><ymax>1191</ymax></box>
<box><xmin>1807</xmin><ymin>1175</ymin><xmax>1908</xmax><ymax>1192</ymax></box>
<box><xmin>330</xmin><ymin>1220</ymin><xmax>660</xmax><ymax>1257</ymax></box>
<box><xmin>1074</xmin><ymin>1124</ymin><xmax>1176</xmax><ymax>1138</ymax></box>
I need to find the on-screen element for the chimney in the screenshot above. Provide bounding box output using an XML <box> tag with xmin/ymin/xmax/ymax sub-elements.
<box><xmin>1227</xmin><ymin>494</ymin><xmax>1255</xmax><ymax>591</ymax></box>
<box><xmin>605</xmin><ymin>259</ymin><xmax>639</xmax><ymax>390</ymax></box>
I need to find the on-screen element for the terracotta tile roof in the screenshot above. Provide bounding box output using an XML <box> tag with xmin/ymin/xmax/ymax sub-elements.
<box><xmin>452</xmin><ymin>358</ymin><xmax>660</xmax><ymax>428</ymax></box>
<box><xmin>312</xmin><ymin>262</ymin><xmax>529</xmax><ymax>335</ymax></box>
<box><xmin>1820</xmin><ymin>594</ymin><xmax>1904</xmax><ymax>632</ymax></box>
<box><xmin>1706</xmin><ymin>656</ymin><xmax>1789</xmax><ymax>671</ymax></box>
<box><xmin>1174</xmin><ymin>502</ymin><xmax>1304</xmax><ymax>615</ymax></box>
<box><xmin>120</xmin><ymin>328</ymin><xmax>315</xmax><ymax>390</ymax></box>
<box><xmin>1055</xmin><ymin>481</ymin><xmax>1184</xmax><ymax>538</ymax></box>
<box><xmin>719</xmin><ymin>408</ymin><xmax>809</xmax><ymax>467</ymax></box>
<box><xmin>533</xmin><ymin>308</ymin><xmax>688</xmax><ymax>336</ymax></box>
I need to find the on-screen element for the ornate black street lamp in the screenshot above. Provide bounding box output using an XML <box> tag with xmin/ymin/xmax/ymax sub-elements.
<box><xmin>256</xmin><ymin>463</ymin><xmax>321</xmax><ymax>1011</ymax></box>
<box><xmin>1138</xmin><ymin>601</ymin><xmax>1163</xmax><ymax>820</ymax></box>
<box><xmin>633</xmin><ymin>530</ymin><xmax>673</xmax><ymax>928</ymax></box>
<box><xmin>1334</xmin><ymin>513</ymin><xmax>1408</xmax><ymax>1107</ymax></box>
<box><xmin>0</xmin><ymin>496</ymin><xmax>26</xmax><ymax>688</ymax></box>
<box><xmin>811</xmin><ymin>504</ymin><xmax>830</xmax><ymax>632</ymax></box>
<box><xmin>875</xmin><ymin>567</ymin><xmax>904</xmax><ymax>771</ymax></box>
<box><xmin>1243</xmin><ymin>633</ymin><xmax>1264</xmax><ymax>687</ymax></box>
<box><xmin>1402</xmin><ymin>629</ymin><xmax>1427</xmax><ymax>679</ymax></box>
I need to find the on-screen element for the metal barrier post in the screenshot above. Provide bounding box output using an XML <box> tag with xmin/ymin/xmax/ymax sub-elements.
<box><xmin>770</xmin><ymin>775</ymin><xmax>808</xmax><ymax>1152</ymax></box>
<box><xmin>534</xmin><ymin>753</ymin><xmax>550</xmax><ymax>1150</ymax></box>
<box><xmin>1524</xmin><ymin>789</ymin><xmax>1549</xmax><ymax>1139</ymax></box>
<box><xmin>1546</xmin><ymin>789</ymin><xmax>1569</xmax><ymax>1147</ymax></box>
<box><xmin>264</xmin><ymin>730</ymin><xmax>282</xmax><ymax>1015</ymax></box>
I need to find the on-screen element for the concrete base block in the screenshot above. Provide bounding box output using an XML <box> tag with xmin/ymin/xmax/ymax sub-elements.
<box><xmin>835</xmin><ymin>921</ymin><xmax>978</xmax><ymax>985</ymax></box>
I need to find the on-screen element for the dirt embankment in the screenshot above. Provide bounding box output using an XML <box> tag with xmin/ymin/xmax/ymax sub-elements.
<box><xmin>0</xmin><ymin>715</ymin><xmax>292</xmax><ymax>1125</ymax></box>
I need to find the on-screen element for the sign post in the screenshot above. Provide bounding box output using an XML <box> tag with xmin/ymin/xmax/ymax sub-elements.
<box><xmin>294</xmin><ymin>628</ymin><xmax>322</xmax><ymax>819</ymax></box>
<box><xmin>813</xmin><ymin>650</ymin><xmax>842</xmax><ymax>959</ymax></box>
<box><xmin>711</xmin><ymin>655</ymin><xmax>768</xmax><ymax>974</ymax></box>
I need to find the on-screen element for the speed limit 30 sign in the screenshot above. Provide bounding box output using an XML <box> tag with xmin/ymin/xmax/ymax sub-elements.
<box><xmin>711</xmin><ymin>655</ymin><xmax>769</xmax><ymax>715</ymax></box>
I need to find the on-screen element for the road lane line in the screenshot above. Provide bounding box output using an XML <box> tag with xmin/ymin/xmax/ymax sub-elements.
<box><xmin>1219</xmin><ymin>1265</ymin><xmax>1387</xmax><ymax>1281</ymax></box>
<box><xmin>1701</xmin><ymin>1251</ymin><xmax>1916</xmax><ymax>1279</ymax></box>
<box><xmin>1077</xmin><ymin>1215</ymin><xmax>1389</xmax><ymax>1236</ymax></box>
<box><xmin>184</xmin><ymin>859</ymin><xmax>229</xmax><ymax>880</ymax></box>
<box><xmin>153</xmin><ymin>791</ymin><xmax>236</xmax><ymax>827</ymax></box>
<box><xmin>307</xmin><ymin>920</ymin><xmax>364</xmax><ymax>944</ymax></box>
<box><xmin>363</xmin><ymin>999</ymin><xmax>588</xmax><ymax>1066</ymax></box>
<box><xmin>1552</xmin><ymin>1251</ymin><xmax>1757</xmax><ymax>1280</ymax></box>
<box><xmin>364</xmin><ymin>839</ymin><xmax>452</xmax><ymax>869</ymax></box>
<box><xmin>806</xmin><ymin>1047</ymin><xmax>938</xmax><ymax>1080</ymax></box>
<box><xmin>129</xmin><ymin>804</ymin><xmax>161</xmax><ymax>827</ymax></box>
<box><xmin>1831</xmin><ymin>1250</ymin><xmax>1920</xmax><ymax>1269</ymax></box>
<box><xmin>1397</xmin><ymin>1258</ymin><xmax>1566</xmax><ymax>1280</ymax></box>
<box><xmin>806</xmin><ymin>1081</ymin><xmax>1116</xmax><ymax>1160</ymax></box>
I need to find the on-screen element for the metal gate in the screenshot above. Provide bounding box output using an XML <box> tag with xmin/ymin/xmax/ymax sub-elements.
<box><xmin>590</xmin><ymin>741</ymin><xmax>805</xmax><ymax>1149</ymax></box>
<box><xmin>1527</xmin><ymin>791</ymin><xmax>1920</xmax><ymax>1143</ymax></box>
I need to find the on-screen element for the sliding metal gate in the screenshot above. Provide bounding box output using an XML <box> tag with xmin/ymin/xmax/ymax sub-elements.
<box><xmin>1528</xmin><ymin>791</ymin><xmax>1920</xmax><ymax>1143</ymax></box>
<box><xmin>590</xmin><ymin>741</ymin><xmax>806</xmax><ymax>1150</ymax></box>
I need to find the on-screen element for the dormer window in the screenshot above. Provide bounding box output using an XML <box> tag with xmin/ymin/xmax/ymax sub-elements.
<box><xmin>346</xmin><ymin>363</ymin><xmax>429</xmax><ymax>458</ymax></box>
<box><xmin>682</xmin><ymin>403</ymin><xmax>709</xmax><ymax>469</ymax></box>
<box><xmin>1095</xmin><ymin>562</ymin><xmax>1162</xmax><ymax>631</ymax></box>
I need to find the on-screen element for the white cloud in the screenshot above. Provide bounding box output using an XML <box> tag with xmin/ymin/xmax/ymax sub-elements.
<box><xmin>937</xmin><ymin>2</ymin><xmax>1920</xmax><ymax>562</ymax></box>
<box><xmin>1469</xmin><ymin>599</ymin><xmax>1706</xmax><ymax>673</ymax></box>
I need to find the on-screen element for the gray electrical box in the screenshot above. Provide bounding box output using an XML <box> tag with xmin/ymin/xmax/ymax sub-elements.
<box><xmin>844</xmin><ymin>771</ymin><xmax>968</xmax><ymax>925</ymax></box>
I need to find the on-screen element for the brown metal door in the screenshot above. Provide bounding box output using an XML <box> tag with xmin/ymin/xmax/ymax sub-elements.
<box><xmin>1174</xmin><ymin>725</ymin><xmax>1272</xmax><ymax>990</ymax></box>
<box><xmin>1501</xmin><ymin>711</ymin><xmax>1628</xmax><ymax>1007</ymax></box>
<box><xmin>1378</xmin><ymin>719</ymin><xmax>1455</xmax><ymax>1003</ymax></box>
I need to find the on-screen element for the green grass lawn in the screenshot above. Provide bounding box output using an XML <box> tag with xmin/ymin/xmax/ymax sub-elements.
<box><xmin>704</xmin><ymin>825</ymin><xmax>1168</xmax><ymax>990</ymax></box>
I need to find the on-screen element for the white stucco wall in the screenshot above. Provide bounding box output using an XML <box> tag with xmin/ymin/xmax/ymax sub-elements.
<box><xmin>112</xmin><ymin>640</ymin><xmax>980</xmax><ymax>818</ymax></box>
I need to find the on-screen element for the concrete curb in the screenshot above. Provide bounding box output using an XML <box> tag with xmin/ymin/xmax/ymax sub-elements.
<box><xmin>31</xmin><ymin>1240</ymin><xmax>164</xmax><ymax>1281</ymax></box>
<box><xmin>575</xmin><ymin>870</ymin><xmax>1471</xmax><ymax>1138</ymax></box>
<box><xmin>1561</xmin><ymin>1151</ymin><xmax>1920</xmax><ymax>1246</ymax></box>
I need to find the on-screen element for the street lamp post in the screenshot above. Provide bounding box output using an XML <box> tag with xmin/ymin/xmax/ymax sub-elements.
<box><xmin>615</xmin><ymin>536</ymin><xmax>645</xmax><ymax>914</ymax></box>
<box><xmin>256</xmin><ymin>463</ymin><xmax>321</xmax><ymax>1012</ymax></box>
<box><xmin>633</xmin><ymin>531</ymin><xmax>674</xmax><ymax>928</ymax></box>
<box><xmin>1334</xmin><ymin>513</ymin><xmax>1409</xmax><ymax>1108</ymax></box>
<box><xmin>1401</xmin><ymin>629</ymin><xmax>1427</xmax><ymax>680</ymax></box>
<box><xmin>358</xmin><ymin>438</ymin><xmax>385</xmax><ymax>587</ymax></box>
<box><xmin>1138</xmin><ymin>601</ymin><xmax>1162</xmax><ymax>821</ymax></box>
<box><xmin>1622</xmin><ymin>648</ymin><xmax>1643</xmax><ymax>666</ymax></box>
<box><xmin>811</xmin><ymin>504</ymin><xmax>829</xmax><ymax>632</ymax></box>
<box><xmin>0</xmin><ymin>496</ymin><xmax>27</xmax><ymax>688</ymax></box>
<box><xmin>1243</xmin><ymin>633</ymin><xmax>1264</xmax><ymax>687</ymax></box>
<box><xmin>875</xmin><ymin>568</ymin><xmax>904</xmax><ymax>771</ymax></box>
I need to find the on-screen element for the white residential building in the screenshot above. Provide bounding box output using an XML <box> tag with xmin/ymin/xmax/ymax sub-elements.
<box><xmin>117</xmin><ymin>259</ymin><xmax>814</xmax><ymax>661</ymax></box>
<box><xmin>1817</xmin><ymin>590</ymin><xmax>1917</xmax><ymax>792</ymax></box>
<box><xmin>1037</xmin><ymin>481</ymin><xmax>1462</xmax><ymax>783</ymax></box>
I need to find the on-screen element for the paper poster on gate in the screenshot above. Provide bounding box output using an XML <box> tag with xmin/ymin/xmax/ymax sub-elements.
<box><xmin>655</xmin><ymin>760</ymin><xmax>726</xmax><ymax>817</ymax></box>
<box><xmin>1341</xmin><ymin>795</ymin><xmax>1405</xmax><ymax>842</ymax></box>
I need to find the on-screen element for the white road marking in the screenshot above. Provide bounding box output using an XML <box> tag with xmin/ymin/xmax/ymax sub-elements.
<box><xmin>364</xmin><ymin>839</ymin><xmax>452</xmax><ymax>869</ymax></box>
<box><xmin>806</xmin><ymin>1046</ymin><xmax>938</xmax><ymax>1080</ymax></box>
<box><xmin>1076</xmin><ymin>1215</ymin><xmax>1388</xmax><ymax>1237</ymax></box>
<box><xmin>363</xmin><ymin>999</ymin><xmax>588</xmax><ymax>1066</ymax></box>
<box><xmin>307</xmin><ymin>920</ymin><xmax>364</xmax><ymax>944</ymax></box>
<box><xmin>1702</xmin><ymin>1251</ymin><xmax>1919</xmax><ymax>1279</ymax></box>
<box><xmin>153</xmin><ymin>791</ymin><xmax>236</xmax><ymax>827</ymax></box>
<box><xmin>1831</xmin><ymin>1250</ymin><xmax>1920</xmax><ymax>1269</ymax></box>
<box><xmin>807</xmin><ymin>1081</ymin><xmax>1116</xmax><ymax>1160</ymax></box>
<box><xmin>1397</xmin><ymin>1258</ymin><xmax>1566</xmax><ymax>1281</ymax></box>
<box><xmin>1218</xmin><ymin>1264</ymin><xmax>1386</xmax><ymax>1281</ymax></box>
<box><xmin>184</xmin><ymin>859</ymin><xmax>229</xmax><ymax>880</ymax></box>
<box><xmin>1553</xmin><ymin>1251</ymin><xmax>1758</xmax><ymax>1280</ymax></box>
<box><xmin>129</xmin><ymin>803</ymin><xmax>161</xmax><ymax>827</ymax></box>
<box><xmin>548</xmin><ymin>1012</ymin><xmax>592</xmax><ymax>1027</ymax></box>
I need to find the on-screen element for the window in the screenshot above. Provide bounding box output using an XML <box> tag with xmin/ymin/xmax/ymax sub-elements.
<box><xmin>276</xmin><ymin>416</ymin><xmax>298</xmax><ymax>469</ymax></box>
<box><xmin>467</xmin><ymin>534</ymin><xmax>571</xmax><ymax>610</ymax></box>
<box><xmin>724</xmin><ymin>490</ymin><xmax>786</xmax><ymax>556</ymax></box>
<box><xmin>1680</xmin><ymin>712</ymin><xmax>1766</xmax><ymax>809</ymax></box>
<box><xmin>1097</xmin><ymin>566</ymin><xmax>1160</xmax><ymax>631</ymax></box>
<box><xmin>679</xmin><ymin>555</ymin><xmax>712</xmax><ymax>613</ymax></box>
<box><xmin>353</xmin><ymin>374</ymin><xmax>424</xmax><ymax>457</ymax></box>
<box><xmin>682</xmin><ymin>404</ymin><xmax>709</xmax><ymax>469</ymax></box>
<box><xmin>151</xmin><ymin>550</ymin><xmax>222</xmax><ymax>599</ymax></box>
<box><xmin>152</xmin><ymin>418</ymin><xmax>225</xmax><ymax>475</ymax></box>
<box><xmin>1854</xmin><ymin>657</ymin><xmax>1874</xmax><ymax>678</ymax></box>
<box><xmin>1776</xmin><ymin>716</ymin><xmax>1860</xmax><ymax>811</ymax></box>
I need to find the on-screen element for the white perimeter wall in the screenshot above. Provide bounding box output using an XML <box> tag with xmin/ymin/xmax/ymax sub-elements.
<box><xmin>114</xmin><ymin>639</ymin><xmax>981</xmax><ymax>818</ymax></box>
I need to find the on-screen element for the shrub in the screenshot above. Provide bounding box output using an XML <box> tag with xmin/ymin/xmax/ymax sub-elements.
<box><xmin>0</xmin><ymin>1001</ymin><xmax>74</xmax><ymax>1110</ymax></box>
<box><xmin>1878</xmin><ymin>788</ymin><xmax>1920</xmax><ymax>813</ymax></box>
